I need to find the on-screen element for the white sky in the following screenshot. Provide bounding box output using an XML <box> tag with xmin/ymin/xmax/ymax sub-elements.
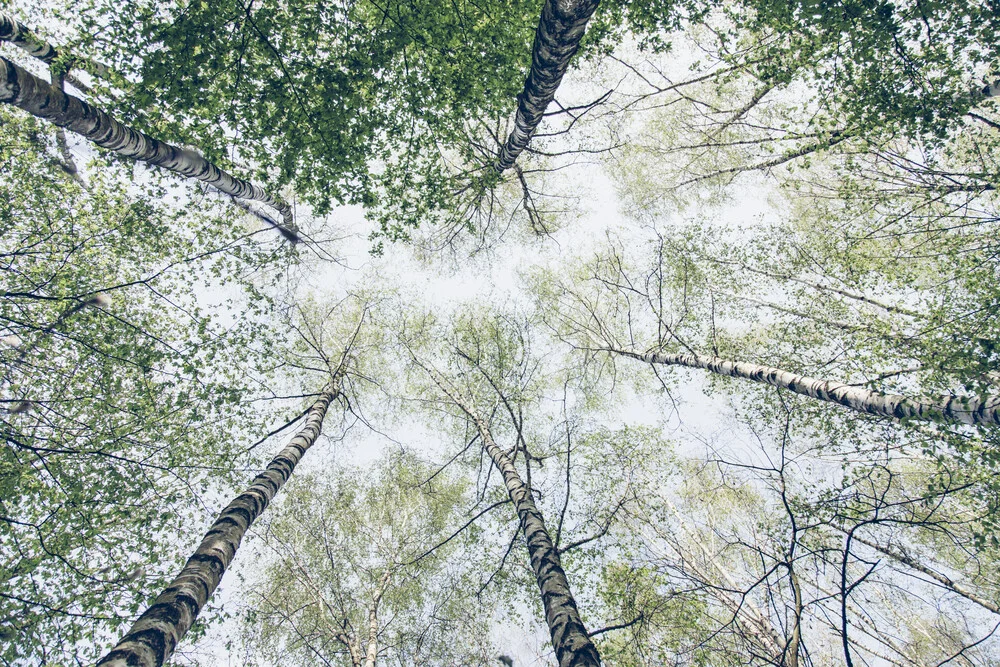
<box><xmin>9</xmin><ymin>10</ymin><xmax>973</xmax><ymax>666</ymax></box>
<box><xmin>172</xmin><ymin>36</ymin><xmax>791</xmax><ymax>666</ymax></box>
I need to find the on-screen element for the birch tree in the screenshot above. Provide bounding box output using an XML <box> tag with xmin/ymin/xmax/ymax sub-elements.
<box><xmin>0</xmin><ymin>108</ymin><xmax>294</xmax><ymax>665</ymax></box>
<box><xmin>533</xmin><ymin>228</ymin><xmax>1000</xmax><ymax>432</ymax></box>
<box><xmin>0</xmin><ymin>11</ymin><xmax>110</xmax><ymax>87</ymax></box>
<box><xmin>97</xmin><ymin>381</ymin><xmax>343</xmax><ymax>667</ymax></box>
<box><xmin>416</xmin><ymin>367</ymin><xmax>601</xmax><ymax>666</ymax></box>
<box><xmin>392</xmin><ymin>306</ymin><xmax>611</xmax><ymax>666</ymax></box>
<box><xmin>612</xmin><ymin>348</ymin><xmax>1000</xmax><ymax>426</ymax></box>
<box><xmin>492</xmin><ymin>0</ymin><xmax>600</xmax><ymax>173</ymax></box>
<box><xmin>0</xmin><ymin>49</ymin><xmax>298</xmax><ymax>240</ymax></box>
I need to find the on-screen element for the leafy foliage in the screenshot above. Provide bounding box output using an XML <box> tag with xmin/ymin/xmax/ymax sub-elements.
<box><xmin>0</xmin><ymin>109</ymin><xmax>289</xmax><ymax>663</ymax></box>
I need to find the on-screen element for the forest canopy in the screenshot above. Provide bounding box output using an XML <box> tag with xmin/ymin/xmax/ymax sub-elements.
<box><xmin>1</xmin><ymin>0</ymin><xmax>999</xmax><ymax>665</ymax></box>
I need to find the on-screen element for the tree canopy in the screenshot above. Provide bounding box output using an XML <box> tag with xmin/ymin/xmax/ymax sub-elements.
<box><xmin>1</xmin><ymin>1</ymin><xmax>999</xmax><ymax>665</ymax></box>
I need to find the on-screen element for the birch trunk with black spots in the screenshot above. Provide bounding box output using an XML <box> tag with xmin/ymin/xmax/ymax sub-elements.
<box><xmin>494</xmin><ymin>0</ymin><xmax>600</xmax><ymax>173</ymax></box>
<box><xmin>0</xmin><ymin>12</ymin><xmax>59</xmax><ymax>64</ymax></box>
<box><xmin>0</xmin><ymin>12</ymin><xmax>111</xmax><ymax>87</ymax></box>
<box><xmin>480</xmin><ymin>425</ymin><xmax>602</xmax><ymax>666</ymax></box>
<box><xmin>426</xmin><ymin>367</ymin><xmax>600</xmax><ymax>666</ymax></box>
<box><xmin>614</xmin><ymin>348</ymin><xmax>1000</xmax><ymax>426</ymax></box>
<box><xmin>96</xmin><ymin>384</ymin><xmax>340</xmax><ymax>667</ymax></box>
<box><xmin>0</xmin><ymin>56</ymin><xmax>297</xmax><ymax>241</ymax></box>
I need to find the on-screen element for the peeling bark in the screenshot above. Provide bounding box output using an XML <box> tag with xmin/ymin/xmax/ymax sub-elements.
<box><xmin>96</xmin><ymin>384</ymin><xmax>340</xmax><ymax>667</ymax></box>
<box><xmin>426</xmin><ymin>367</ymin><xmax>600</xmax><ymax>666</ymax></box>
<box><xmin>0</xmin><ymin>56</ymin><xmax>298</xmax><ymax>242</ymax></box>
<box><xmin>494</xmin><ymin>0</ymin><xmax>600</xmax><ymax>173</ymax></box>
<box><xmin>615</xmin><ymin>348</ymin><xmax>1000</xmax><ymax>426</ymax></box>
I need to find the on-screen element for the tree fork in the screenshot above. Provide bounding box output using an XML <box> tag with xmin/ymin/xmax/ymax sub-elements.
<box><xmin>0</xmin><ymin>56</ymin><xmax>298</xmax><ymax>242</ymax></box>
<box><xmin>95</xmin><ymin>382</ymin><xmax>341</xmax><ymax>667</ymax></box>
<box><xmin>494</xmin><ymin>0</ymin><xmax>600</xmax><ymax>173</ymax></box>
<box><xmin>614</xmin><ymin>348</ymin><xmax>1000</xmax><ymax>426</ymax></box>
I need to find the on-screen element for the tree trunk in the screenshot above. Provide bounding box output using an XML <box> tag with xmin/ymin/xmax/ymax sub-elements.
<box><xmin>785</xmin><ymin>569</ymin><xmax>802</xmax><ymax>667</ymax></box>
<box><xmin>493</xmin><ymin>0</ymin><xmax>600</xmax><ymax>173</ymax></box>
<box><xmin>95</xmin><ymin>383</ymin><xmax>340</xmax><ymax>667</ymax></box>
<box><xmin>363</xmin><ymin>571</ymin><xmax>391</xmax><ymax>667</ymax></box>
<box><xmin>0</xmin><ymin>56</ymin><xmax>298</xmax><ymax>242</ymax></box>
<box><xmin>0</xmin><ymin>12</ymin><xmax>59</xmax><ymax>64</ymax></box>
<box><xmin>613</xmin><ymin>348</ymin><xmax>1000</xmax><ymax>426</ymax></box>
<box><xmin>0</xmin><ymin>13</ymin><xmax>111</xmax><ymax>87</ymax></box>
<box><xmin>481</xmin><ymin>423</ymin><xmax>601</xmax><ymax>667</ymax></box>
<box><xmin>848</xmin><ymin>533</ymin><xmax>1000</xmax><ymax>615</ymax></box>
<box><xmin>425</xmin><ymin>367</ymin><xmax>601</xmax><ymax>667</ymax></box>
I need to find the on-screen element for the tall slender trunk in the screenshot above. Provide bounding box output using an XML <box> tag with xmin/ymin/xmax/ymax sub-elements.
<box><xmin>493</xmin><ymin>0</ymin><xmax>600</xmax><ymax>173</ymax></box>
<box><xmin>425</xmin><ymin>366</ymin><xmax>601</xmax><ymax>667</ymax></box>
<box><xmin>785</xmin><ymin>569</ymin><xmax>802</xmax><ymax>667</ymax></box>
<box><xmin>613</xmin><ymin>348</ymin><xmax>1000</xmax><ymax>426</ymax></box>
<box><xmin>650</xmin><ymin>497</ymin><xmax>787</xmax><ymax>657</ymax></box>
<box><xmin>704</xmin><ymin>257</ymin><xmax>920</xmax><ymax>317</ymax></box>
<box><xmin>0</xmin><ymin>57</ymin><xmax>298</xmax><ymax>242</ymax></box>
<box><xmin>363</xmin><ymin>571</ymin><xmax>391</xmax><ymax>667</ymax></box>
<box><xmin>96</xmin><ymin>383</ymin><xmax>340</xmax><ymax>667</ymax></box>
<box><xmin>0</xmin><ymin>13</ymin><xmax>110</xmax><ymax>88</ymax></box>
<box><xmin>847</xmin><ymin>533</ymin><xmax>1000</xmax><ymax>615</ymax></box>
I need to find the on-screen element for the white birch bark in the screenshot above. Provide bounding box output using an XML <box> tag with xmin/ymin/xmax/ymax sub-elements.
<box><xmin>614</xmin><ymin>348</ymin><xmax>1000</xmax><ymax>426</ymax></box>
<box><xmin>849</xmin><ymin>533</ymin><xmax>1000</xmax><ymax>615</ymax></box>
<box><xmin>95</xmin><ymin>381</ymin><xmax>341</xmax><ymax>667</ymax></box>
<box><xmin>0</xmin><ymin>56</ymin><xmax>298</xmax><ymax>241</ymax></box>
<box><xmin>706</xmin><ymin>258</ymin><xmax>920</xmax><ymax>317</ymax></box>
<box><xmin>656</xmin><ymin>497</ymin><xmax>788</xmax><ymax>655</ymax></box>
<box><xmin>0</xmin><ymin>12</ymin><xmax>111</xmax><ymax>79</ymax></box>
<box><xmin>424</xmin><ymin>365</ymin><xmax>601</xmax><ymax>667</ymax></box>
<box><xmin>494</xmin><ymin>0</ymin><xmax>600</xmax><ymax>173</ymax></box>
<box><xmin>362</xmin><ymin>571</ymin><xmax>391</xmax><ymax>667</ymax></box>
<box><xmin>0</xmin><ymin>12</ymin><xmax>59</xmax><ymax>65</ymax></box>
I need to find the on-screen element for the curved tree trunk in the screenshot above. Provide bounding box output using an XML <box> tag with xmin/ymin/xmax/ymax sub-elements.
<box><xmin>0</xmin><ymin>56</ymin><xmax>298</xmax><ymax>241</ymax></box>
<box><xmin>493</xmin><ymin>0</ymin><xmax>600</xmax><ymax>173</ymax></box>
<box><xmin>96</xmin><ymin>384</ymin><xmax>341</xmax><ymax>667</ymax></box>
<box><xmin>425</xmin><ymin>366</ymin><xmax>601</xmax><ymax>667</ymax></box>
<box><xmin>614</xmin><ymin>348</ymin><xmax>1000</xmax><ymax>426</ymax></box>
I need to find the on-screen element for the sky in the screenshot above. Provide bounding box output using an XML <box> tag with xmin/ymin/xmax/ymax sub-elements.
<box><xmin>4</xmin><ymin>10</ymin><xmax>954</xmax><ymax>665</ymax></box>
<box><xmin>159</xmin><ymin>35</ymin><xmax>797</xmax><ymax>666</ymax></box>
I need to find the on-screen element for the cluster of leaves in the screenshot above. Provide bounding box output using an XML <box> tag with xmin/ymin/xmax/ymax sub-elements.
<box><xmin>39</xmin><ymin>0</ymin><xmax>718</xmax><ymax>244</ymax></box>
<box><xmin>234</xmin><ymin>451</ymin><xmax>497</xmax><ymax>666</ymax></box>
<box><xmin>733</xmin><ymin>0</ymin><xmax>1000</xmax><ymax>140</ymax></box>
